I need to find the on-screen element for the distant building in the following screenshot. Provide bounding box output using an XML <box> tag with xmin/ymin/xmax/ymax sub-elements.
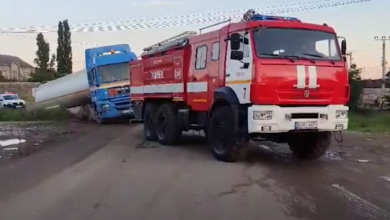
<box><xmin>0</xmin><ymin>54</ymin><xmax>34</xmax><ymax>81</ymax></box>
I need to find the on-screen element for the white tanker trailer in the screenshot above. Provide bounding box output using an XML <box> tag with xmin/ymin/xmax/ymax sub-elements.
<box><xmin>28</xmin><ymin>70</ymin><xmax>90</xmax><ymax>111</ymax></box>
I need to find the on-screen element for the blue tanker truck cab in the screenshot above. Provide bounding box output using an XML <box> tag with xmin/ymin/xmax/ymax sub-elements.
<box><xmin>85</xmin><ymin>44</ymin><xmax>137</xmax><ymax>123</ymax></box>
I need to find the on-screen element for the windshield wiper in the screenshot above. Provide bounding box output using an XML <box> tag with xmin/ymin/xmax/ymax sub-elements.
<box><xmin>283</xmin><ymin>54</ymin><xmax>315</xmax><ymax>64</ymax></box>
<box><xmin>301</xmin><ymin>53</ymin><xmax>324</xmax><ymax>58</ymax></box>
<box><xmin>259</xmin><ymin>53</ymin><xmax>295</xmax><ymax>63</ymax></box>
<box><xmin>259</xmin><ymin>53</ymin><xmax>317</xmax><ymax>63</ymax></box>
<box><xmin>302</xmin><ymin>53</ymin><xmax>335</xmax><ymax>64</ymax></box>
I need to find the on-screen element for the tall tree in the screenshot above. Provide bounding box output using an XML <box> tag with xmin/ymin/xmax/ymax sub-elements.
<box><xmin>34</xmin><ymin>33</ymin><xmax>50</xmax><ymax>71</ymax></box>
<box><xmin>63</xmin><ymin>20</ymin><xmax>73</xmax><ymax>74</ymax></box>
<box><xmin>56</xmin><ymin>20</ymin><xmax>73</xmax><ymax>75</ymax></box>
<box><xmin>56</xmin><ymin>21</ymin><xmax>65</xmax><ymax>75</ymax></box>
<box><xmin>29</xmin><ymin>33</ymin><xmax>56</xmax><ymax>82</ymax></box>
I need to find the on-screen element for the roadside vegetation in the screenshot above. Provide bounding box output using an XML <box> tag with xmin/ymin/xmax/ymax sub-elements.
<box><xmin>0</xmin><ymin>108</ymin><xmax>71</xmax><ymax>122</ymax></box>
<box><xmin>349</xmin><ymin>110</ymin><xmax>390</xmax><ymax>133</ymax></box>
<box><xmin>347</xmin><ymin>63</ymin><xmax>390</xmax><ymax>133</ymax></box>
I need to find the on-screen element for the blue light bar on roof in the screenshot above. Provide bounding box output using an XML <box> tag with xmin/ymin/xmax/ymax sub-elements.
<box><xmin>251</xmin><ymin>14</ymin><xmax>300</xmax><ymax>21</ymax></box>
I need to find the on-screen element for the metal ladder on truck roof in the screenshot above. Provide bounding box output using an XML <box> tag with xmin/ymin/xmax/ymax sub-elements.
<box><xmin>141</xmin><ymin>31</ymin><xmax>197</xmax><ymax>56</ymax></box>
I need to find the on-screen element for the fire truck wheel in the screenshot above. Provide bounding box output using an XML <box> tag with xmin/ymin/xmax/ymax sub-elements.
<box><xmin>143</xmin><ymin>103</ymin><xmax>159</xmax><ymax>141</ymax></box>
<box><xmin>288</xmin><ymin>131</ymin><xmax>331</xmax><ymax>160</ymax></box>
<box><xmin>208</xmin><ymin>106</ymin><xmax>248</xmax><ymax>162</ymax></box>
<box><xmin>155</xmin><ymin>104</ymin><xmax>182</xmax><ymax>145</ymax></box>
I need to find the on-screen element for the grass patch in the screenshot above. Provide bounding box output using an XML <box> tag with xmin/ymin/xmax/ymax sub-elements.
<box><xmin>21</xmin><ymin>96</ymin><xmax>35</xmax><ymax>104</ymax></box>
<box><xmin>0</xmin><ymin>108</ymin><xmax>72</xmax><ymax>121</ymax></box>
<box><xmin>349</xmin><ymin>110</ymin><xmax>390</xmax><ymax>133</ymax></box>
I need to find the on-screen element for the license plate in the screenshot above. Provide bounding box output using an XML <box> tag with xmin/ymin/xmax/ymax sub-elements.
<box><xmin>295</xmin><ymin>121</ymin><xmax>317</xmax><ymax>129</ymax></box>
<box><xmin>15</xmin><ymin>106</ymin><xmax>23</xmax><ymax>108</ymax></box>
<box><xmin>122</xmin><ymin>109</ymin><xmax>130</xmax><ymax>113</ymax></box>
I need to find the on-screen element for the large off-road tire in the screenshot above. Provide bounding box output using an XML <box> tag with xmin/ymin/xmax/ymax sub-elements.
<box><xmin>143</xmin><ymin>103</ymin><xmax>159</xmax><ymax>141</ymax></box>
<box><xmin>208</xmin><ymin>106</ymin><xmax>249</xmax><ymax>162</ymax></box>
<box><xmin>288</xmin><ymin>132</ymin><xmax>331</xmax><ymax>160</ymax></box>
<box><xmin>155</xmin><ymin>103</ymin><xmax>182</xmax><ymax>145</ymax></box>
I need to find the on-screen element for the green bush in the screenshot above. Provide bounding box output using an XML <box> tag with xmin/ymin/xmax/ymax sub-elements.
<box><xmin>349</xmin><ymin>110</ymin><xmax>390</xmax><ymax>133</ymax></box>
<box><xmin>348</xmin><ymin>64</ymin><xmax>363</xmax><ymax>111</ymax></box>
<box><xmin>0</xmin><ymin>107</ymin><xmax>71</xmax><ymax>121</ymax></box>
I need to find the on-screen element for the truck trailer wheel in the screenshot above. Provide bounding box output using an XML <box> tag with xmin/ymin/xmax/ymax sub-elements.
<box><xmin>143</xmin><ymin>103</ymin><xmax>159</xmax><ymax>141</ymax></box>
<box><xmin>155</xmin><ymin>103</ymin><xmax>182</xmax><ymax>145</ymax></box>
<box><xmin>208</xmin><ymin>106</ymin><xmax>248</xmax><ymax>162</ymax></box>
<box><xmin>288</xmin><ymin>132</ymin><xmax>331</xmax><ymax>160</ymax></box>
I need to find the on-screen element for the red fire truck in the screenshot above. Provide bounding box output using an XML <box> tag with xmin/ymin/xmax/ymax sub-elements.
<box><xmin>129</xmin><ymin>12</ymin><xmax>349</xmax><ymax>162</ymax></box>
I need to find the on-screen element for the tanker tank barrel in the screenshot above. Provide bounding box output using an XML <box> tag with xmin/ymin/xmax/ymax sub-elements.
<box><xmin>29</xmin><ymin>70</ymin><xmax>91</xmax><ymax>111</ymax></box>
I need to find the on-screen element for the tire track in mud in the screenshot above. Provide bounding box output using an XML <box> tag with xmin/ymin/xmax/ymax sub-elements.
<box><xmin>0</xmin><ymin>123</ymin><xmax>136</xmax><ymax>202</ymax></box>
<box><xmin>242</xmin><ymin>139</ymin><xmax>390</xmax><ymax>220</ymax></box>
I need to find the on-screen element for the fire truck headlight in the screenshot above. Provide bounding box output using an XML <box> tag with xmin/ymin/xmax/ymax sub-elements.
<box><xmin>102</xmin><ymin>104</ymin><xmax>110</xmax><ymax>109</ymax></box>
<box><xmin>253</xmin><ymin>111</ymin><xmax>272</xmax><ymax>120</ymax></box>
<box><xmin>335</xmin><ymin>110</ymin><xmax>348</xmax><ymax>119</ymax></box>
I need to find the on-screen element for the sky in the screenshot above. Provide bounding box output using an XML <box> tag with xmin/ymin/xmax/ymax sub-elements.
<box><xmin>0</xmin><ymin>0</ymin><xmax>388</xmax><ymax>79</ymax></box>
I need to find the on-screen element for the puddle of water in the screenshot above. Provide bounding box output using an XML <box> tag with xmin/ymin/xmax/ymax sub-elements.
<box><xmin>258</xmin><ymin>144</ymin><xmax>270</xmax><ymax>150</ymax></box>
<box><xmin>0</xmin><ymin>139</ymin><xmax>26</xmax><ymax>147</ymax></box>
<box><xmin>3</xmin><ymin>147</ymin><xmax>18</xmax><ymax>151</ymax></box>
<box><xmin>381</xmin><ymin>176</ymin><xmax>390</xmax><ymax>182</ymax></box>
<box><xmin>325</xmin><ymin>151</ymin><xmax>343</xmax><ymax>160</ymax></box>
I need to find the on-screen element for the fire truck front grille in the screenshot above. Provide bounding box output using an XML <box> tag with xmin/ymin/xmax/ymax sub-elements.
<box><xmin>291</xmin><ymin>113</ymin><xmax>319</xmax><ymax>119</ymax></box>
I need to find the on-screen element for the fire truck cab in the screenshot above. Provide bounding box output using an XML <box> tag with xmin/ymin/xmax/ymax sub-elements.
<box><xmin>130</xmin><ymin>11</ymin><xmax>349</xmax><ymax>162</ymax></box>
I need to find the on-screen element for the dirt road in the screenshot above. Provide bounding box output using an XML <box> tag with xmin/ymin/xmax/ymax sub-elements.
<box><xmin>0</xmin><ymin>123</ymin><xmax>390</xmax><ymax>220</ymax></box>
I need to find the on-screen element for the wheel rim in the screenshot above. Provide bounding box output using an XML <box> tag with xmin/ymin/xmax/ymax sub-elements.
<box><xmin>95</xmin><ymin>110</ymin><xmax>104</xmax><ymax>123</ymax></box>
<box><xmin>212</xmin><ymin>120</ymin><xmax>228</xmax><ymax>154</ymax></box>
<box><xmin>156</xmin><ymin>113</ymin><xmax>167</xmax><ymax>139</ymax></box>
<box><xmin>97</xmin><ymin>113</ymin><xmax>102</xmax><ymax>123</ymax></box>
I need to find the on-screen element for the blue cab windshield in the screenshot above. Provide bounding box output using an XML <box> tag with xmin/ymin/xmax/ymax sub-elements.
<box><xmin>98</xmin><ymin>62</ymin><xmax>129</xmax><ymax>83</ymax></box>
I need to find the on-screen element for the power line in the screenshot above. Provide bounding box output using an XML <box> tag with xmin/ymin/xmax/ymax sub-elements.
<box><xmin>374</xmin><ymin>36</ymin><xmax>390</xmax><ymax>88</ymax></box>
<box><xmin>0</xmin><ymin>0</ymin><xmax>331</xmax><ymax>32</ymax></box>
<box><xmin>0</xmin><ymin>0</ymin><xmax>373</xmax><ymax>49</ymax></box>
<box><xmin>0</xmin><ymin>0</ymin><xmax>376</xmax><ymax>34</ymax></box>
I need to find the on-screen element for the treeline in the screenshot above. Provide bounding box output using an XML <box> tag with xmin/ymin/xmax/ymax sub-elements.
<box><xmin>28</xmin><ymin>20</ymin><xmax>73</xmax><ymax>82</ymax></box>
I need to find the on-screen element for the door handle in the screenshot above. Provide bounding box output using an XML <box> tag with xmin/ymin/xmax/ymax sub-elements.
<box><xmin>226</xmin><ymin>74</ymin><xmax>230</xmax><ymax>77</ymax></box>
<box><xmin>192</xmin><ymin>76</ymin><xmax>197</xmax><ymax>81</ymax></box>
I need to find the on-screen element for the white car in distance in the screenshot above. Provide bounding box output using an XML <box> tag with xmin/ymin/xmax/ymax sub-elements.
<box><xmin>0</xmin><ymin>93</ymin><xmax>26</xmax><ymax>109</ymax></box>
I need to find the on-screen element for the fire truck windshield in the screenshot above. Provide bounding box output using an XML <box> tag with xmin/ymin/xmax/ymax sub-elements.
<box><xmin>253</xmin><ymin>28</ymin><xmax>341</xmax><ymax>61</ymax></box>
<box><xmin>98</xmin><ymin>62</ymin><xmax>129</xmax><ymax>83</ymax></box>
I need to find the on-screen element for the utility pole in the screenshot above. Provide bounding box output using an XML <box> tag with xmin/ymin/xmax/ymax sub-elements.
<box><xmin>346</xmin><ymin>52</ymin><xmax>353</xmax><ymax>69</ymax></box>
<box><xmin>374</xmin><ymin>36</ymin><xmax>390</xmax><ymax>88</ymax></box>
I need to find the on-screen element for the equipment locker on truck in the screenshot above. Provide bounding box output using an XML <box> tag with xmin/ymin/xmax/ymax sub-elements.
<box><xmin>130</xmin><ymin>10</ymin><xmax>349</xmax><ymax>162</ymax></box>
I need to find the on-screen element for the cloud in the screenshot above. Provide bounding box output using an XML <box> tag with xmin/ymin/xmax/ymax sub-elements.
<box><xmin>146</xmin><ymin>1</ymin><xmax>183</xmax><ymax>5</ymax></box>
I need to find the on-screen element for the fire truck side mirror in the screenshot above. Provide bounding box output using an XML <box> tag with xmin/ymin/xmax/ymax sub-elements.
<box><xmin>341</xmin><ymin>40</ymin><xmax>347</xmax><ymax>55</ymax></box>
<box><xmin>230</xmin><ymin>51</ymin><xmax>244</xmax><ymax>60</ymax></box>
<box><xmin>229</xmin><ymin>33</ymin><xmax>241</xmax><ymax>50</ymax></box>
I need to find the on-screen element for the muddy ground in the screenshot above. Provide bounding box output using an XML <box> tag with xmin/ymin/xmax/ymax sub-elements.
<box><xmin>0</xmin><ymin>121</ymin><xmax>92</xmax><ymax>165</ymax></box>
<box><xmin>0</xmin><ymin>123</ymin><xmax>389</xmax><ymax>220</ymax></box>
